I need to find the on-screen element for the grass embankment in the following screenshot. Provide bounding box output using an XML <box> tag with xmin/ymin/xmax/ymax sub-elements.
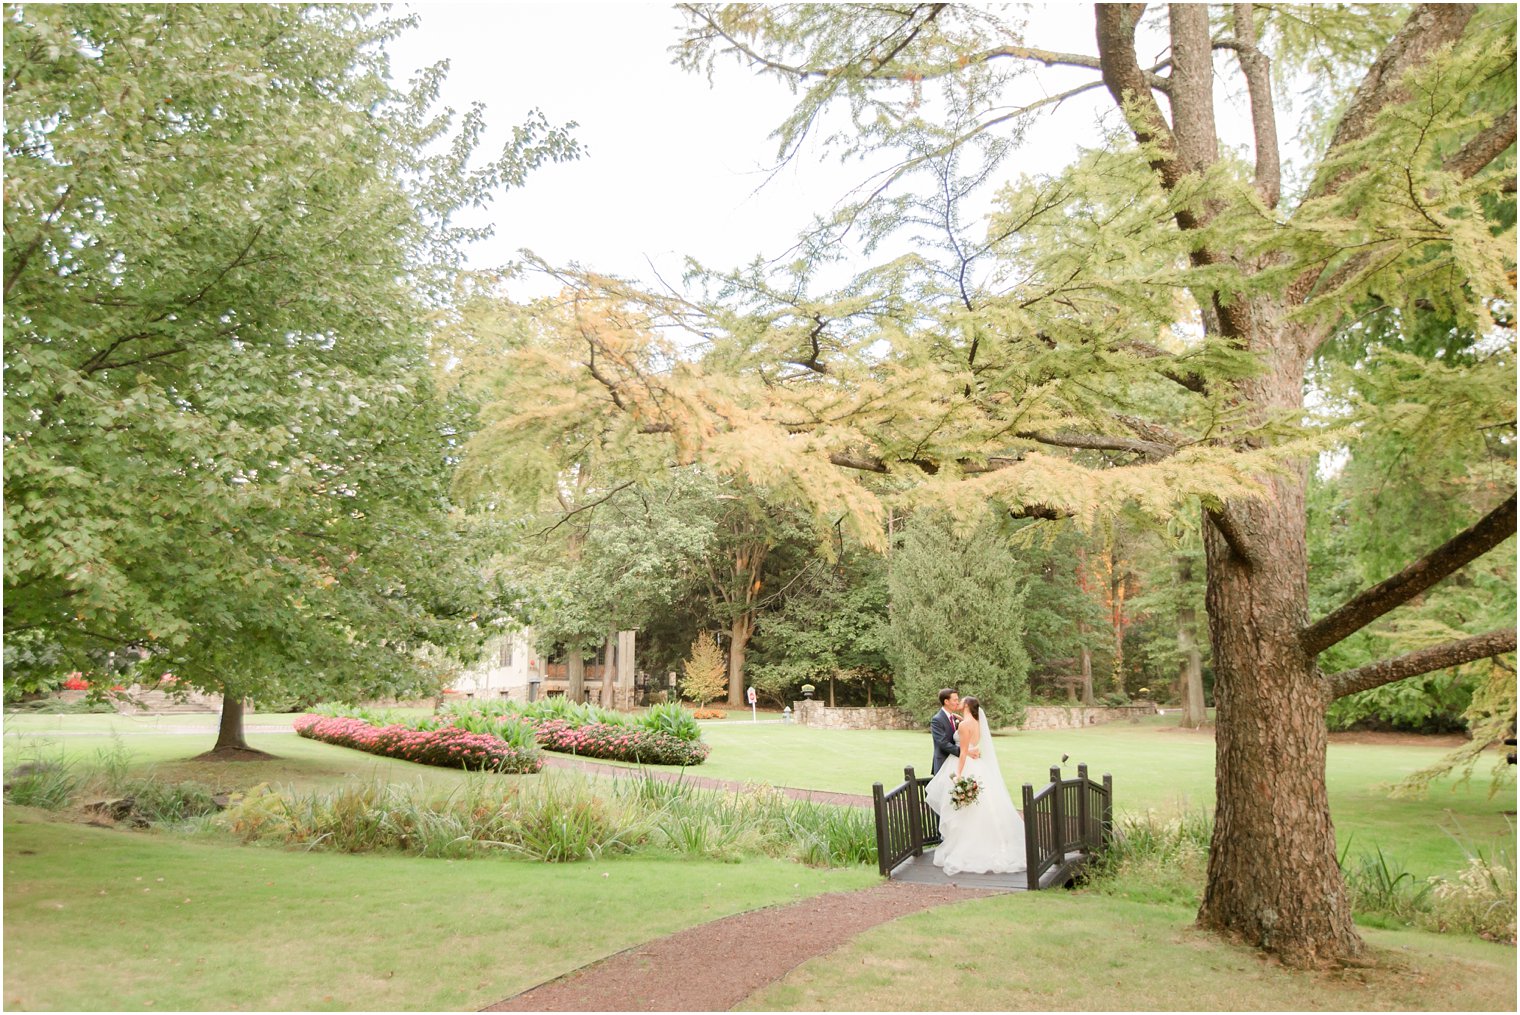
<box><xmin>2</xmin><ymin>807</ymin><xmax>874</xmax><ymax>1012</ymax></box>
<box><xmin>738</xmin><ymin>891</ymin><xmax>1518</xmax><ymax>1012</ymax></box>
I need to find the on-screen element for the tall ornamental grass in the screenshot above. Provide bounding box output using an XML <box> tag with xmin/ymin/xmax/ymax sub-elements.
<box><xmin>218</xmin><ymin>770</ymin><xmax>872</xmax><ymax>866</ymax></box>
<box><xmin>1088</xmin><ymin>808</ymin><xmax>1516</xmax><ymax>943</ymax></box>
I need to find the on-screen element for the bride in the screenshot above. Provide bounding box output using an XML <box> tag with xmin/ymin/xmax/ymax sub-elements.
<box><xmin>924</xmin><ymin>696</ymin><xmax>1027</xmax><ymax>875</ymax></box>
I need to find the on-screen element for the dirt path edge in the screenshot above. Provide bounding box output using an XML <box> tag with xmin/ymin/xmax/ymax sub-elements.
<box><xmin>483</xmin><ymin>881</ymin><xmax>986</xmax><ymax>1012</ymax></box>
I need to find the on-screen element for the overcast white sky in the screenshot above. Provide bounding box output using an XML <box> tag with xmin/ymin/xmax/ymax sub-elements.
<box><xmin>385</xmin><ymin>2</ymin><xmax>1122</xmax><ymax>293</ymax></box>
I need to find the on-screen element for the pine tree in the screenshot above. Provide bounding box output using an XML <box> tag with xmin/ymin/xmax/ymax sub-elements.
<box><xmin>887</xmin><ymin>512</ymin><xmax>1030</xmax><ymax>725</ymax></box>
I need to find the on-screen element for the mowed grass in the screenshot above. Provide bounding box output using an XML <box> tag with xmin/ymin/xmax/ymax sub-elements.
<box><xmin>737</xmin><ymin>890</ymin><xmax>1517</xmax><ymax>1012</ymax></box>
<box><xmin>2</xmin><ymin>807</ymin><xmax>876</xmax><ymax>1012</ymax></box>
<box><xmin>7</xmin><ymin>712</ymin><xmax>1510</xmax><ymax>879</ymax></box>
<box><xmin>693</xmin><ymin>717</ymin><xmax>1513</xmax><ymax>879</ymax></box>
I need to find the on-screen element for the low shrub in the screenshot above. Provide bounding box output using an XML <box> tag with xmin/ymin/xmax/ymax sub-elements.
<box><xmin>4</xmin><ymin>760</ymin><xmax>80</xmax><ymax>810</ymax></box>
<box><xmin>638</xmin><ymin>701</ymin><xmax>703</xmax><ymax>741</ymax></box>
<box><xmin>530</xmin><ymin>717</ymin><xmax>709</xmax><ymax>766</ymax></box>
<box><xmin>294</xmin><ymin>715</ymin><xmax>543</xmax><ymax>774</ymax></box>
<box><xmin>3</xmin><ymin>698</ymin><xmax>117</xmax><ymax>714</ymax></box>
<box><xmin>442</xmin><ymin>699</ymin><xmax>709</xmax><ymax>764</ymax></box>
<box><xmin>692</xmin><ymin>709</ymin><xmax>726</xmax><ymax>720</ymax></box>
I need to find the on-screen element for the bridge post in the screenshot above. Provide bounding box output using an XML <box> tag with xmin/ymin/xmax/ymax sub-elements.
<box><xmin>904</xmin><ymin>766</ymin><xmax>924</xmax><ymax>857</ymax></box>
<box><xmin>1022</xmin><ymin>782</ymin><xmax>1039</xmax><ymax>891</ymax></box>
<box><xmin>1101</xmin><ymin>773</ymin><xmax>1114</xmax><ymax>848</ymax></box>
<box><xmin>1049</xmin><ymin>765</ymin><xmax>1065</xmax><ymax>856</ymax></box>
<box><xmin>872</xmin><ymin>782</ymin><xmax>889</xmax><ymax>876</ymax></box>
<box><xmin>1077</xmin><ymin>763</ymin><xmax>1091</xmax><ymax>849</ymax></box>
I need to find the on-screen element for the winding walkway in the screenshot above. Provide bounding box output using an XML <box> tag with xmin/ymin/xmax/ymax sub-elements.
<box><xmin>483</xmin><ymin>881</ymin><xmax>985</xmax><ymax>1012</ymax></box>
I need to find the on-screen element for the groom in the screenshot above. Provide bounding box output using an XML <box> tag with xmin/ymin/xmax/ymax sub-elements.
<box><xmin>929</xmin><ymin>687</ymin><xmax>961</xmax><ymax>775</ymax></box>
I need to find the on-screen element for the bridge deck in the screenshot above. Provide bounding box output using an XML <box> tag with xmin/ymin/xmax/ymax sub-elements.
<box><xmin>889</xmin><ymin>848</ymin><xmax>1089</xmax><ymax>892</ymax></box>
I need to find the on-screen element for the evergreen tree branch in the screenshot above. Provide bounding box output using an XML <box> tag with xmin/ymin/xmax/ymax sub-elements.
<box><xmin>1096</xmin><ymin>4</ymin><xmax>1184</xmax><ymax>191</ymax></box>
<box><xmin>1304</xmin><ymin>3</ymin><xmax>1475</xmax><ymax>206</ymax></box>
<box><xmin>1229</xmin><ymin>3</ymin><xmax>1281</xmax><ymax>208</ymax></box>
<box><xmin>1016</xmin><ymin>429</ymin><xmax>1174</xmax><ymax>460</ymax></box>
<box><xmin>1206</xmin><ymin>507</ymin><xmax>1256</xmax><ymax>565</ymax></box>
<box><xmin>1325</xmin><ymin>628</ymin><xmax>1517</xmax><ymax>700</ymax></box>
<box><xmin>1443</xmin><ymin>103</ymin><xmax>1517</xmax><ymax>180</ymax></box>
<box><xmin>532</xmin><ymin>481</ymin><xmax>638</xmax><ymax>538</ymax></box>
<box><xmin>1303</xmin><ymin>492</ymin><xmax>1517</xmax><ymax>656</ymax></box>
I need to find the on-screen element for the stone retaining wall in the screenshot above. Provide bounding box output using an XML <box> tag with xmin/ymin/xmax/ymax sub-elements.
<box><xmin>1021</xmin><ymin>703</ymin><xmax>1155</xmax><ymax>729</ymax></box>
<box><xmin>790</xmin><ymin>699</ymin><xmax>1157</xmax><ymax>731</ymax></box>
<box><xmin>790</xmin><ymin>700</ymin><xmax>919</xmax><ymax>730</ymax></box>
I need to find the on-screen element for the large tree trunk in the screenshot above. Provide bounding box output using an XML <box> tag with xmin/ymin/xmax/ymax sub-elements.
<box><xmin>726</xmin><ymin>612</ymin><xmax>753</xmax><ymax>707</ymax></box>
<box><xmin>1195</xmin><ymin>355</ymin><xmax>1364</xmax><ymax>967</ymax></box>
<box><xmin>567</xmin><ymin>649</ymin><xmax>585</xmax><ymax>703</ymax></box>
<box><xmin>195</xmin><ymin>692</ymin><xmax>272</xmax><ymax>760</ymax></box>
<box><xmin>1079</xmin><ymin>637</ymin><xmax>1095</xmax><ymax>706</ymax></box>
<box><xmin>600</xmin><ymin>631</ymin><xmax>615</xmax><ymax>709</ymax></box>
<box><xmin>1177</xmin><ymin>557</ymin><xmax>1206</xmax><ymax>728</ymax></box>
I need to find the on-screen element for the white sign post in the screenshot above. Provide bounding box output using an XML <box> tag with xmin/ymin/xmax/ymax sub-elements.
<box><xmin>747</xmin><ymin>685</ymin><xmax>757</xmax><ymax>722</ymax></box>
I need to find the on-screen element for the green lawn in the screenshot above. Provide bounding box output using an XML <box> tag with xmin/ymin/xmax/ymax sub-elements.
<box><xmin>691</xmin><ymin>717</ymin><xmax>1513</xmax><ymax>879</ymax></box>
<box><xmin>738</xmin><ymin>890</ymin><xmax>1517</xmax><ymax>1011</ymax></box>
<box><xmin>6</xmin><ymin>712</ymin><xmax>1510</xmax><ymax>879</ymax></box>
<box><xmin>2</xmin><ymin>807</ymin><xmax>875</xmax><ymax>1011</ymax></box>
<box><xmin>3</xmin><ymin>713</ymin><xmax>1514</xmax><ymax>1011</ymax></box>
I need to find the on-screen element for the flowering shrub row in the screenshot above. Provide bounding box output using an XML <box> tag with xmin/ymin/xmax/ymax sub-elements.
<box><xmin>528</xmin><ymin>717</ymin><xmax>710</xmax><ymax>766</ymax></box>
<box><xmin>294</xmin><ymin>715</ymin><xmax>544</xmax><ymax>774</ymax></box>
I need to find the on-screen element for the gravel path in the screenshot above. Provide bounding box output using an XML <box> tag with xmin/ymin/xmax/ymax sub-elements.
<box><xmin>483</xmin><ymin>881</ymin><xmax>983</xmax><ymax>1012</ymax></box>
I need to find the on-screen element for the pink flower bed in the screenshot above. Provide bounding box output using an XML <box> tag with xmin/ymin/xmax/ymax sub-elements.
<box><xmin>528</xmin><ymin>717</ymin><xmax>710</xmax><ymax>766</ymax></box>
<box><xmin>294</xmin><ymin>715</ymin><xmax>544</xmax><ymax>774</ymax></box>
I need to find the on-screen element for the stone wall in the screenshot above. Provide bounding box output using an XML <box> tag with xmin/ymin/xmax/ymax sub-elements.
<box><xmin>1021</xmin><ymin>703</ymin><xmax>1156</xmax><ymax>730</ymax></box>
<box><xmin>790</xmin><ymin>699</ymin><xmax>1157</xmax><ymax>731</ymax></box>
<box><xmin>790</xmin><ymin>700</ymin><xmax>919</xmax><ymax>730</ymax></box>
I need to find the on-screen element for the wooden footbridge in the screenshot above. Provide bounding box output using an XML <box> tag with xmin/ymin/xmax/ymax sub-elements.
<box><xmin>872</xmin><ymin>764</ymin><xmax>1113</xmax><ymax>892</ymax></box>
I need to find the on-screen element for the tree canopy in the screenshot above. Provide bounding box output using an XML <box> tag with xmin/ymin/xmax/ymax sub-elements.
<box><xmin>3</xmin><ymin>3</ymin><xmax>577</xmax><ymax>741</ymax></box>
<box><xmin>460</xmin><ymin>3</ymin><xmax>1514</xmax><ymax>967</ymax></box>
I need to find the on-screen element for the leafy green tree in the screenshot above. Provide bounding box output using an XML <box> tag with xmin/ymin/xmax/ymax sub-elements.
<box><xmin>464</xmin><ymin>3</ymin><xmax>1514</xmax><ymax>966</ymax></box>
<box><xmin>748</xmin><ymin>544</ymin><xmax>891</xmax><ymax>707</ymax></box>
<box><xmin>2</xmin><ymin>4</ymin><xmax>576</xmax><ymax>752</ymax></box>
<box><xmin>886</xmin><ymin>511</ymin><xmax>1030</xmax><ymax>725</ymax></box>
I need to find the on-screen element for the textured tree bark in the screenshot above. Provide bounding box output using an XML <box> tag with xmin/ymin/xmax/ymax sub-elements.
<box><xmin>1177</xmin><ymin>622</ymin><xmax>1206</xmax><ymax>729</ymax></box>
<box><xmin>199</xmin><ymin>692</ymin><xmax>272</xmax><ymax>759</ymax></box>
<box><xmin>214</xmin><ymin>694</ymin><xmax>250</xmax><ymax>751</ymax></box>
<box><xmin>727</xmin><ymin>612</ymin><xmax>754</xmax><ymax>708</ymax></box>
<box><xmin>600</xmin><ymin>632</ymin><xmax>615</xmax><ymax>709</ymax></box>
<box><xmin>1080</xmin><ymin>639</ymin><xmax>1095</xmax><ymax>706</ymax></box>
<box><xmin>1195</xmin><ymin>351</ymin><xmax>1365</xmax><ymax>967</ymax></box>
<box><xmin>566</xmin><ymin>650</ymin><xmax>585</xmax><ymax>703</ymax></box>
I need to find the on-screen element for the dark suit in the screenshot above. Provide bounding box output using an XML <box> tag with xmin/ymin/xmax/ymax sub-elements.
<box><xmin>930</xmin><ymin>709</ymin><xmax>960</xmax><ymax>775</ymax></box>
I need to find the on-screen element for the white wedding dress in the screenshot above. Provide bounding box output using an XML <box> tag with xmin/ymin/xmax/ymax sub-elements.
<box><xmin>924</xmin><ymin>713</ymin><xmax>1027</xmax><ymax>875</ymax></box>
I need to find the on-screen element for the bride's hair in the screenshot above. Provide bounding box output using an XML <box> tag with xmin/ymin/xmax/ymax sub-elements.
<box><xmin>963</xmin><ymin>696</ymin><xmax>980</xmax><ymax>720</ymax></box>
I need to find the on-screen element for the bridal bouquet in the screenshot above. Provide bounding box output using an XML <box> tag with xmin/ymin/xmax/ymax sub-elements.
<box><xmin>949</xmin><ymin>774</ymin><xmax>981</xmax><ymax>809</ymax></box>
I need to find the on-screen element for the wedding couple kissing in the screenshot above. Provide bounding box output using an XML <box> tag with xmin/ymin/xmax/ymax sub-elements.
<box><xmin>925</xmin><ymin>687</ymin><xmax>1027</xmax><ymax>876</ymax></box>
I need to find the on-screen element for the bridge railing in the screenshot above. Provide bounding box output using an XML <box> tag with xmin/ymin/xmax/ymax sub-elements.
<box><xmin>873</xmin><ymin>762</ymin><xmax>1112</xmax><ymax>884</ymax></box>
<box><xmin>1021</xmin><ymin>764</ymin><xmax>1113</xmax><ymax>890</ymax></box>
<box><xmin>871</xmin><ymin>766</ymin><xmax>941</xmax><ymax>877</ymax></box>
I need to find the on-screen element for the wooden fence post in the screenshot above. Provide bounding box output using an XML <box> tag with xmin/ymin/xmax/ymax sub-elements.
<box><xmin>1022</xmin><ymin>782</ymin><xmax>1038</xmax><ymax>891</ymax></box>
<box><xmin>872</xmin><ymin>782</ymin><xmax>889</xmax><ymax>876</ymax></box>
<box><xmin>1102</xmin><ymin>773</ymin><xmax>1114</xmax><ymax>848</ymax></box>
<box><xmin>904</xmin><ymin>766</ymin><xmax>924</xmax><ymax>857</ymax></box>
<box><xmin>1077</xmin><ymin>762</ymin><xmax>1091</xmax><ymax>849</ymax></box>
<box><xmin>1049</xmin><ymin>765</ymin><xmax>1064</xmax><ymax>855</ymax></box>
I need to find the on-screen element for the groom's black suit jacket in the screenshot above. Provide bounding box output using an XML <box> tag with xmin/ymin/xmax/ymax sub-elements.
<box><xmin>930</xmin><ymin>709</ymin><xmax>959</xmax><ymax>775</ymax></box>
